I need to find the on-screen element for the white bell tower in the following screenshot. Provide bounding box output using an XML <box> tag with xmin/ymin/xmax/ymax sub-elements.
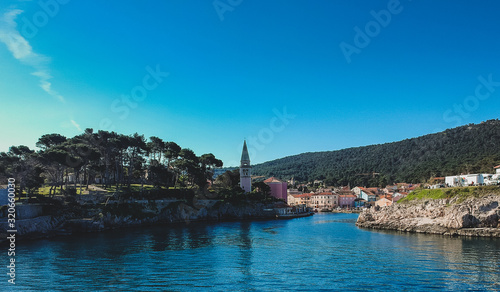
<box><xmin>239</xmin><ymin>140</ymin><xmax>252</xmax><ymax>193</ymax></box>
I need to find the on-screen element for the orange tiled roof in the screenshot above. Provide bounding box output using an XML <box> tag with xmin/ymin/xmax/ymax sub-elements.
<box><xmin>264</xmin><ymin>177</ymin><xmax>283</xmax><ymax>183</ymax></box>
<box><xmin>339</xmin><ymin>194</ymin><xmax>356</xmax><ymax>198</ymax></box>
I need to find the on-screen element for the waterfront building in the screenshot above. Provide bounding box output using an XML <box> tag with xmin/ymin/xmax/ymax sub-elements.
<box><xmin>289</xmin><ymin>193</ymin><xmax>313</xmax><ymax>207</ymax></box>
<box><xmin>310</xmin><ymin>192</ymin><xmax>338</xmax><ymax>209</ymax></box>
<box><xmin>359</xmin><ymin>189</ymin><xmax>377</xmax><ymax>202</ymax></box>
<box><xmin>264</xmin><ymin>177</ymin><xmax>288</xmax><ymax>202</ymax></box>
<box><xmin>354</xmin><ymin>198</ymin><xmax>366</xmax><ymax>208</ymax></box>
<box><xmin>239</xmin><ymin>141</ymin><xmax>252</xmax><ymax>193</ymax></box>
<box><xmin>339</xmin><ymin>194</ymin><xmax>356</xmax><ymax>208</ymax></box>
<box><xmin>287</xmin><ymin>194</ymin><xmax>297</xmax><ymax>205</ymax></box>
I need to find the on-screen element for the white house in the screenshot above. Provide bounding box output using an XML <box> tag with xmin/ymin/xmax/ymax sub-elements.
<box><xmin>446</xmin><ymin>174</ymin><xmax>484</xmax><ymax>187</ymax></box>
<box><xmin>360</xmin><ymin>189</ymin><xmax>377</xmax><ymax>202</ymax></box>
<box><xmin>287</xmin><ymin>194</ymin><xmax>298</xmax><ymax>205</ymax></box>
<box><xmin>495</xmin><ymin>165</ymin><xmax>500</xmax><ymax>174</ymax></box>
<box><xmin>483</xmin><ymin>174</ymin><xmax>500</xmax><ymax>185</ymax></box>
<box><xmin>352</xmin><ymin>187</ymin><xmax>362</xmax><ymax>196</ymax></box>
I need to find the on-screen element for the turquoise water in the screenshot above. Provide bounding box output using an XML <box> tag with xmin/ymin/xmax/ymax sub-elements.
<box><xmin>6</xmin><ymin>213</ymin><xmax>500</xmax><ymax>291</ymax></box>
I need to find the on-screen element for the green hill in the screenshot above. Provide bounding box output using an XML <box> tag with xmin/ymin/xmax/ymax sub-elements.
<box><xmin>252</xmin><ymin>119</ymin><xmax>500</xmax><ymax>187</ymax></box>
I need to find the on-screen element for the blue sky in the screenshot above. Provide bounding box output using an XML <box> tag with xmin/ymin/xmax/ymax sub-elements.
<box><xmin>1</xmin><ymin>0</ymin><xmax>500</xmax><ymax>167</ymax></box>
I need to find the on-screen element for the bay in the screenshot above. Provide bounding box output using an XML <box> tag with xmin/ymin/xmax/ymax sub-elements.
<box><xmin>8</xmin><ymin>213</ymin><xmax>500</xmax><ymax>291</ymax></box>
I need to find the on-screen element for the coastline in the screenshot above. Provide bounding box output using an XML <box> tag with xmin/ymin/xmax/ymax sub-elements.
<box><xmin>356</xmin><ymin>194</ymin><xmax>500</xmax><ymax>238</ymax></box>
<box><xmin>0</xmin><ymin>200</ymin><xmax>310</xmax><ymax>244</ymax></box>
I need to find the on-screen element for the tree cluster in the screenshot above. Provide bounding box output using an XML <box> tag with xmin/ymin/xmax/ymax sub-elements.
<box><xmin>0</xmin><ymin>129</ymin><xmax>223</xmax><ymax>197</ymax></box>
<box><xmin>253</xmin><ymin>119</ymin><xmax>500</xmax><ymax>187</ymax></box>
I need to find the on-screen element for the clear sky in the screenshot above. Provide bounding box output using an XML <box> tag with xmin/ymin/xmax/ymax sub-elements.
<box><xmin>1</xmin><ymin>0</ymin><xmax>499</xmax><ymax>167</ymax></box>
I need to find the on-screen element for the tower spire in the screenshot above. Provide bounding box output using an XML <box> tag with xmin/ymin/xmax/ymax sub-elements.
<box><xmin>241</xmin><ymin>140</ymin><xmax>250</xmax><ymax>166</ymax></box>
<box><xmin>239</xmin><ymin>140</ymin><xmax>252</xmax><ymax>193</ymax></box>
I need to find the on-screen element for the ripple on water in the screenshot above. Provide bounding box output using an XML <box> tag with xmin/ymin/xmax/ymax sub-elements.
<box><xmin>10</xmin><ymin>213</ymin><xmax>500</xmax><ymax>291</ymax></box>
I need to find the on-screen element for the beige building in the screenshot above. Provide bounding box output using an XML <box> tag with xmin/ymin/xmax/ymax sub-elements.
<box><xmin>288</xmin><ymin>193</ymin><xmax>314</xmax><ymax>207</ymax></box>
<box><xmin>375</xmin><ymin>197</ymin><xmax>392</xmax><ymax>208</ymax></box>
<box><xmin>310</xmin><ymin>192</ymin><xmax>338</xmax><ymax>209</ymax></box>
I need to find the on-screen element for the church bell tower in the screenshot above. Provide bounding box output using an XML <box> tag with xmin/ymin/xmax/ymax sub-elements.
<box><xmin>239</xmin><ymin>140</ymin><xmax>252</xmax><ymax>193</ymax></box>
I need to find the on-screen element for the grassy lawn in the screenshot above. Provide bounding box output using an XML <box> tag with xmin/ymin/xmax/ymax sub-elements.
<box><xmin>398</xmin><ymin>185</ymin><xmax>500</xmax><ymax>204</ymax></box>
<box><xmin>36</xmin><ymin>185</ymin><xmax>84</xmax><ymax>196</ymax></box>
<box><xmin>97</xmin><ymin>184</ymin><xmax>159</xmax><ymax>192</ymax></box>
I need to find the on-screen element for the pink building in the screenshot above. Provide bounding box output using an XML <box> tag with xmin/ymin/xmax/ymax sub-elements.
<box><xmin>339</xmin><ymin>194</ymin><xmax>356</xmax><ymax>208</ymax></box>
<box><xmin>264</xmin><ymin>177</ymin><xmax>288</xmax><ymax>202</ymax></box>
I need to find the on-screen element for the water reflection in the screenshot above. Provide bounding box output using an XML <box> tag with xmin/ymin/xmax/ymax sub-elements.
<box><xmin>237</xmin><ymin>221</ymin><xmax>253</xmax><ymax>286</ymax></box>
<box><xmin>11</xmin><ymin>214</ymin><xmax>500</xmax><ymax>291</ymax></box>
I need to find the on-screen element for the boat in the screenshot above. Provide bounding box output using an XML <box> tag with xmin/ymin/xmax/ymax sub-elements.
<box><xmin>276</xmin><ymin>212</ymin><xmax>314</xmax><ymax>219</ymax></box>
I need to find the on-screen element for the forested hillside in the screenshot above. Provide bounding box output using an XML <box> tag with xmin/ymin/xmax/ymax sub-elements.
<box><xmin>252</xmin><ymin>120</ymin><xmax>500</xmax><ymax>187</ymax></box>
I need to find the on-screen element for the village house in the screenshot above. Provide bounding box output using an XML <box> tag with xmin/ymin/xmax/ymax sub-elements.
<box><xmin>339</xmin><ymin>194</ymin><xmax>356</xmax><ymax>208</ymax></box>
<box><xmin>354</xmin><ymin>197</ymin><xmax>366</xmax><ymax>208</ymax></box>
<box><xmin>338</xmin><ymin>188</ymin><xmax>355</xmax><ymax>197</ymax></box>
<box><xmin>383</xmin><ymin>185</ymin><xmax>398</xmax><ymax>194</ymax></box>
<box><xmin>264</xmin><ymin>177</ymin><xmax>288</xmax><ymax>202</ymax></box>
<box><xmin>287</xmin><ymin>194</ymin><xmax>298</xmax><ymax>205</ymax></box>
<box><xmin>392</xmin><ymin>193</ymin><xmax>405</xmax><ymax>203</ymax></box>
<box><xmin>310</xmin><ymin>192</ymin><xmax>338</xmax><ymax>209</ymax></box>
<box><xmin>378</xmin><ymin>194</ymin><xmax>393</xmax><ymax>201</ymax></box>
<box><xmin>288</xmin><ymin>193</ymin><xmax>313</xmax><ymax>207</ymax></box>
<box><xmin>445</xmin><ymin>174</ymin><xmax>484</xmax><ymax>187</ymax></box>
<box><xmin>351</xmin><ymin>187</ymin><xmax>363</xmax><ymax>196</ymax></box>
<box><xmin>375</xmin><ymin>197</ymin><xmax>393</xmax><ymax>208</ymax></box>
<box><xmin>274</xmin><ymin>202</ymin><xmax>294</xmax><ymax>215</ymax></box>
<box><xmin>364</xmin><ymin>187</ymin><xmax>381</xmax><ymax>195</ymax></box>
<box><xmin>359</xmin><ymin>189</ymin><xmax>377</xmax><ymax>202</ymax></box>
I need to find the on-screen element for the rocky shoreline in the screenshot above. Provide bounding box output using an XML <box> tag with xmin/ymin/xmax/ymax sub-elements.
<box><xmin>0</xmin><ymin>200</ymin><xmax>278</xmax><ymax>243</ymax></box>
<box><xmin>356</xmin><ymin>194</ymin><xmax>500</xmax><ymax>237</ymax></box>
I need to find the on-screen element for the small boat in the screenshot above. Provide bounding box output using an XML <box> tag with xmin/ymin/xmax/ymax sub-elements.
<box><xmin>276</xmin><ymin>212</ymin><xmax>314</xmax><ymax>219</ymax></box>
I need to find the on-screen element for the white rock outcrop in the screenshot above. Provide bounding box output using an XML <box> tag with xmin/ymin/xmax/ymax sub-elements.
<box><xmin>356</xmin><ymin>195</ymin><xmax>500</xmax><ymax>237</ymax></box>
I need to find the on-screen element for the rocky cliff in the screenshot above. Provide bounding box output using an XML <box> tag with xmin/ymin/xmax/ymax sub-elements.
<box><xmin>356</xmin><ymin>195</ymin><xmax>500</xmax><ymax>237</ymax></box>
<box><xmin>0</xmin><ymin>200</ymin><xmax>275</xmax><ymax>241</ymax></box>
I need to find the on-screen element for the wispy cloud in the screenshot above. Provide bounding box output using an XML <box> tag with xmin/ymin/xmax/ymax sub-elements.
<box><xmin>70</xmin><ymin>119</ymin><xmax>82</xmax><ymax>132</ymax></box>
<box><xmin>0</xmin><ymin>9</ymin><xmax>65</xmax><ymax>103</ymax></box>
